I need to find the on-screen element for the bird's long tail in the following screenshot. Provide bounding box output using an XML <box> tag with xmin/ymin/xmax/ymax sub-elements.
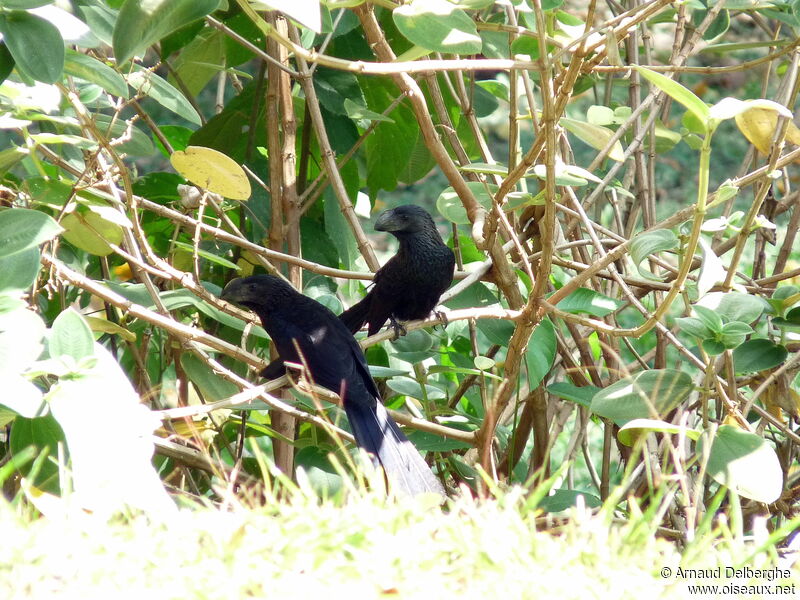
<box><xmin>338</xmin><ymin>294</ymin><xmax>371</xmax><ymax>334</ymax></box>
<box><xmin>344</xmin><ymin>399</ymin><xmax>445</xmax><ymax>497</ymax></box>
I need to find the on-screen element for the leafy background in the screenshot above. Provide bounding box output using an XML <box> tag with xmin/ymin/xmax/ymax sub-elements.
<box><xmin>0</xmin><ymin>0</ymin><xmax>799</xmax><ymax>570</ymax></box>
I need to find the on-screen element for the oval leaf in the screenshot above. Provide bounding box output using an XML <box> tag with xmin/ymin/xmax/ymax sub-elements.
<box><xmin>733</xmin><ymin>339</ymin><xmax>788</xmax><ymax>374</ymax></box>
<box><xmin>591</xmin><ymin>369</ymin><xmax>694</xmax><ymax>425</ymax></box>
<box><xmin>436</xmin><ymin>181</ymin><xmax>493</xmax><ymax>224</ymax></box>
<box><xmin>630</xmin><ymin>229</ymin><xmax>678</xmax><ymax>281</ymax></box>
<box><xmin>50</xmin><ymin>308</ymin><xmax>94</xmax><ymax>362</ymax></box>
<box><xmin>0</xmin><ymin>208</ymin><xmax>63</xmax><ymax>259</ymax></box>
<box><xmin>526</xmin><ymin>317</ymin><xmax>556</xmax><ymax>388</ymax></box>
<box><xmin>618</xmin><ymin>418</ymin><xmax>701</xmax><ymax>447</ymax></box>
<box><xmin>699</xmin><ymin>425</ymin><xmax>782</xmax><ymax>504</ymax></box>
<box><xmin>0</xmin><ymin>247</ymin><xmax>40</xmax><ymax>294</ymax></box>
<box><xmin>733</xmin><ymin>103</ymin><xmax>800</xmax><ymax>155</ymax></box>
<box><xmin>170</xmin><ymin>146</ymin><xmax>251</xmax><ymax>200</ymax></box>
<box><xmin>634</xmin><ymin>66</ymin><xmax>709</xmax><ymax>128</ymax></box>
<box><xmin>555</xmin><ymin>288</ymin><xmax>624</xmax><ymax>317</ymax></box>
<box><xmin>393</xmin><ymin>0</ymin><xmax>482</xmax><ymax>55</ymax></box>
<box><xmin>0</xmin><ymin>11</ymin><xmax>64</xmax><ymax>84</ymax></box>
<box><xmin>127</xmin><ymin>68</ymin><xmax>201</xmax><ymax>125</ymax></box>
<box><xmin>64</xmin><ymin>51</ymin><xmax>128</xmax><ymax>98</ymax></box>
<box><xmin>113</xmin><ymin>0</ymin><xmax>221</xmax><ymax>65</ymax></box>
<box><xmin>61</xmin><ymin>211</ymin><xmax>123</xmax><ymax>256</ymax></box>
<box><xmin>560</xmin><ymin>117</ymin><xmax>625</xmax><ymax>162</ymax></box>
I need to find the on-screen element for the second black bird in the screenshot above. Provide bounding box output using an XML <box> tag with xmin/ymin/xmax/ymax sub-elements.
<box><xmin>340</xmin><ymin>204</ymin><xmax>455</xmax><ymax>336</ymax></box>
<box><xmin>221</xmin><ymin>275</ymin><xmax>444</xmax><ymax>497</ymax></box>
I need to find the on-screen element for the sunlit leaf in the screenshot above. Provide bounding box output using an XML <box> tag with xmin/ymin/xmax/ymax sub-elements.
<box><xmin>170</xmin><ymin>146</ymin><xmax>251</xmax><ymax>200</ymax></box>
<box><xmin>699</xmin><ymin>425</ymin><xmax>782</xmax><ymax>504</ymax></box>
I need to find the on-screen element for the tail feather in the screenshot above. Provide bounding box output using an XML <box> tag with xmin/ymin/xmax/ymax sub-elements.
<box><xmin>339</xmin><ymin>295</ymin><xmax>371</xmax><ymax>334</ymax></box>
<box><xmin>344</xmin><ymin>400</ymin><xmax>444</xmax><ymax>497</ymax></box>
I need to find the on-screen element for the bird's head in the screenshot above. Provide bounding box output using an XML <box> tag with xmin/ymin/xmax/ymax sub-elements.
<box><xmin>221</xmin><ymin>274</ymin><xmax>294</xmax><ymax>310</ymax></box>
<box><xmin>374</xmin><ymin>204</ymin><xmax>436</xmax><ymax>235</ymax></box>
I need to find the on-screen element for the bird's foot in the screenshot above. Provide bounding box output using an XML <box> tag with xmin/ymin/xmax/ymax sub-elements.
<box><xmin>434</xmin><ymin>308</ymin><xmax>449</xmax><ymax>328</ymax></box>
<box><xmin>389</xmin><ymin>317</ymin><xmax>407</xmax><ymax>340</ymax></box>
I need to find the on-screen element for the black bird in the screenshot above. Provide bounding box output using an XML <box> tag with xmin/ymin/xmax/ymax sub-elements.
<box><xmin>340</xmin><ymin>205</ymin><xmax>455</xmax><ymax>336</ymax></box>
<box><xmin>221</xmin><ymin>275</ymin><xmax>444</xmax><ymax>497</ymax></box>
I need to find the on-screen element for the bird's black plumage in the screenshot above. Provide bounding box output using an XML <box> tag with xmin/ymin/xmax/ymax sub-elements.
<box><xmin>221</xmin><ymin>275</ymin><xmax>444</xmax><ymax>497</ymax></box>
<box><xmin>340</xmin><ymin>205</ymin><xmax>455</xmax><ymax>336</ymax></box>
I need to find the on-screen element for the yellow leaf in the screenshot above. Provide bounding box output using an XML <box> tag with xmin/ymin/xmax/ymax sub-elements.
<box><xmin>61</xmin><ymin>211</ymin><xmax>123</xmax><ymax>256</ymax></box>
<box><xmin>170</xmin><ymin>146</ymin><xmax>251</xmax><ymax>200</ymax></box>
<box><xmin>85</xmin><ymin>316</ymin><xmax>137</xmax><ymax>342</ymax></box>
<box><xmin>734</xmin><ymin>106</ymin><xmax>800</xmax><ymax>155</ymax></box>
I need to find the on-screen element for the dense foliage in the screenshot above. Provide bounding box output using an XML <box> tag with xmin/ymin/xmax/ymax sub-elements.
<box><xmin>0</xmin><ymin>0</ymin><xmax>799</xmax><ymax>547</ymax></box>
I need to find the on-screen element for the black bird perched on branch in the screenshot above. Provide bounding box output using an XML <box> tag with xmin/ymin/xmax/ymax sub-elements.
<box><xmin>221</xmin><ymin>275</ymin><xmax>444</xmax><ymax>497</ymax></box>
<box><xmin>340</xmin><ymin>205</ymin><xmax>455</xmax><ymax>336</ymax></box>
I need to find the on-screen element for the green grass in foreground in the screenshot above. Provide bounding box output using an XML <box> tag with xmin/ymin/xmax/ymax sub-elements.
<box><xmin>1</xmin><ymin>481</ymin><xmax>798</xmax><ymax>600</ymax></box>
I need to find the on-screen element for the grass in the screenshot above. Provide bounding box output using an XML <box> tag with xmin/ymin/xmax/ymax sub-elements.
<box><xmin>2</xmin><ymin>478</ymin><xmax>798</xmax><ymax>599</ymax></box>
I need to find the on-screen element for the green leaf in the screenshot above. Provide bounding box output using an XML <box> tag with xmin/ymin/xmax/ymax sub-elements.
<box><xmin>91</xmin><ymin>114</ymin><xmax>156</xmax><ymax>156</ymax></box>
<box><xmin>701</xmin><ymin>339</ymin><xmax>726</xmax><ymax>356</ymax></box>
<box><xmin>0</xmin><ymin>247</ymin><xmax>40</xmax><ymax>294</ymax></box>
<box><xmin>343</xmin><ymin>99</ymin><xmax>394</xmax><ymax>124</ymax></box>
<box><xmin>386</xmin><ymin>376</ymin><xmax>446</xmax><ymax>401</ymax></box>
<box><xmin>323</xmin><ymin>189</ymin><xmax>358</xmax><ymax>270</ymax></box>
<box><xmin>50</xmin><ymin>308</ymin><xmax>95</xmax><ymax>362</ymax></box>
<box><xmin>560</xmin><ymin>117</ymin><xmax>625</xmax><ymax>162</ymax></box>
<box><xmin>0</xmin><ymin>42</ymin><xmax>14</xmax><ymax>85</ymax></box>
<box><xmin>618</xmin><ymin>418</ymin><xmax>701</xmax><ymax>447</ymax></box>
<box><xmin>477</xmin><ymin>318</ymin><xmax>515</xmax><ymax>346</ymax></box>
<box><xmin>526</xmin><ymin>317</ymin><xmax>555</xmax><ymax>388</ymax></box>
<box><xmin>127</xmin><ymin>67</ymin><xmax>202</xmax><ymax>125</ymax></box>
<box><xmin>1</xmin><ymin>1</ymin><xmax>54</xmax><ymax>8</ymax></box>
<box><xmin>295</xmin><ymin>446</ymin><xmax>342</xmax><ymax>496</ymax></box>
<box><xmin>675</xmin><ymin>316</ymin><xmax>710</xmax><ymax>340</ymax></box>
<box><xmin>699</xmin><ymin>425</ymin><xmax>782</xmax><ymax>504</ymax></box>
<box><xmin>629</xmin><ymin>229</ymin><xmax>678</xmax><ymax>281</ymax></box>
<box><xmin>537</xmin><ymin>489</ymin><xmax>602</xmax><ymax>513</ymax></box>
<box><xmin>719</xmin><ymin>321</ymin><xmax>753</xmax><ymax>349</ymax></box>
<box><xmin>696</xmin><ymin>291</ymin><xmax>764</xmax><ymax>324</ymax></box>
<box><xmin>473</xmin><ymin>355</ymin><xmax>495</xmax><ymax>371</ymax></box>
<box><xmin>0</xmin><ymin>11</ymin><xmax>64</xmax><ymax>84</ymax></box>
<box><xmin>732</xmin><ymin>339</ymin><xmax>788</xmax><ymax>374</ymax></box>
<box><xmin>459</xmin><ymin>162</ymin><xmax>508</xmax><ymax>176</ymax></box>
<box><xmin>694</xmin><ymin>305</ymin><xmax>724</xmax><ymax>334</ymax></box>
<box><xmin>0</xmin><ymin>147</ymin><xmax>28</xmax><ymax>174</ymax></box>
<box><xmin>531</xmin><ymin>161</ymin><xmax>602</xmax><ymax>187</ymax></box>
<box><xmin>362</xmin><ymin>78</ymin><xmax>428</xmax><ymax>191</ymax></box>
<box><xmin>393</xmin><ymin>0</ymin><xmax>482</xmax><ymax>55</ymax></box>
<box><xmin>634</xmin><ymin>66</ymin><xmax>709</xmax><ymax>129</ymax></box>
<box><xmin>61</xmin><ymin>211</ymin><xmax>124</xmax><ymax>257</ymax></box>
<box><xmin>181</xmin><ymin>353</ymin><xmax>239</xmax><ymax>402</ymax></box>
<box><xmin>9</xmin><ymin>413</ymin><xmax>65</xmax><ymax>493</ymax></box>
<box><xmin>169</xmin><ymin>28</ymin><xmax>225</xmax><ymax>96</ymax></box>
<box><xmin>64</xmin><ymin>50</ymin><xmax>128</xmax><ymax>98</ymax></box>
<box><xmin>172</xmin><ymin>241</ymin><xmax>240</xmax><ymax>270</ymax></box>
<box><xmin>0</xmin><ymin>208</ymin><xmax>63</xmax><ymax>259</ymax></box>
<box><xmin>406</xmin><ymin>430</ymin><xmax>472</xmax><ymax>452</ymax></box>
<box><xmin>591</xmin><ymin>369</ymin><xmax>693</xmax><ymax>425</ymax></box>
<box><xmin>390</xmin><ymin>329</ymin><xmax>433</xmax><ymax>353</ymax></box>
<box><xmin>314</xmin><ymin>67</ymin><xmax>365</xmax><ymax>116</ymax></box>
<box><xmin>113</xmin><ymin>0</ymin><xmax>221</xmax><ymax>65</ymax></box>
<box><xmin>546</xmin><ymin>382</ymin><xmax>599</xmax><ymax>409</ymax></box>
<box><xmin>436</xmin><ymin>181</ymin><xmax>493</xmax><ymax>224</ymax></box>
<box><xmin>555</xmin><ymin>288</ymin><xmax>624</xmax><ymax>317</ymax></box>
